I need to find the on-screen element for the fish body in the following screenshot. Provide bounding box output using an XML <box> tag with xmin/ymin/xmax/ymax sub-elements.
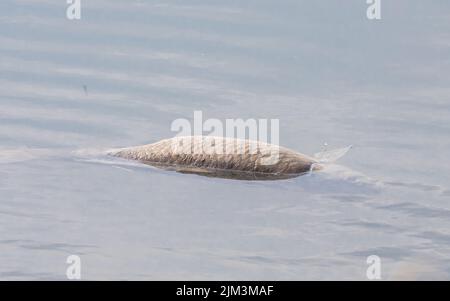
<box><xmin>111</xmin><ymin>136</ymin><xmax>320</xmax><ymax>180</ymax></box>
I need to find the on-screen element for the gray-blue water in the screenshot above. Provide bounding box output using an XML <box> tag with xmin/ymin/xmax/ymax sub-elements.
<box><xmin>1</xmin><ymin>0</ymin><xmax>449</xmax><ymax>280</ymax></box>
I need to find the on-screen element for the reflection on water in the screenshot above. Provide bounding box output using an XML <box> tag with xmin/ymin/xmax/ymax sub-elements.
<box><xmin>142</xmin><ymin>161</ymin><xmax>309</xmax><ymax>181</ymax></box>
<box><xmin>1</xmin><ymin>0</ymin><xmax>450</xmax><ymax>280</ymax></box>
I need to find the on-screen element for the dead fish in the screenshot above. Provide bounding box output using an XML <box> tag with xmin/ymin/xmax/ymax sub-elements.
<box><xmin>110</xmin><ymin>136</ymin><xmax>323</xmax><ymax>180</ymax></box>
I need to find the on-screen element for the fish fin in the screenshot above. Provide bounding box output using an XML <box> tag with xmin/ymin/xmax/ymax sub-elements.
<box><xmin>313</xmin><ymin>145</ymin><xmax>352</xmax><ymax>164</ymax></box>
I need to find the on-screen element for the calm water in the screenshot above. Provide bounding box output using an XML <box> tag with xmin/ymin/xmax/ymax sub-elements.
<box><xmin>1</xmin><ymin>0</ymin><xmax>450</xmax><ymax>280</ymax></box>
